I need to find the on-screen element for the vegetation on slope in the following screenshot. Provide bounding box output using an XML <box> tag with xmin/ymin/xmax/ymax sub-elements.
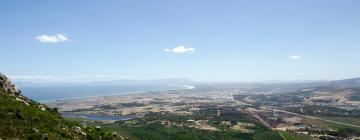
<box><xmin>84</xmin><ymin>110</ymin><xmax>283</xmax><ymax>140</ymax></box>
<box><xmin>0</xmin><ymin>73</ymin><xmax>116</xmax><ymax>139</ymax></box>
<box><xmin>278</xmin><ymin>131</ymin><xmax>316</xmax><ymax>140</ymax></box>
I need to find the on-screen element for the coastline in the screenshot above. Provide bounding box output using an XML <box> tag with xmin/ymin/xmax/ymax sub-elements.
<box><xmin>42</xmin><ymin>84</ymin><xmax>195</xmax><ymax>103</ymax></box>
<box><xmin>171</xmin><ymin>85</ymin><xmax>195</xmax><ymax>90</ymax></box>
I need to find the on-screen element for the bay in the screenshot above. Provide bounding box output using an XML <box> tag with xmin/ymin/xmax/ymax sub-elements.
<box><xmin>19</xmin><ymin>84</ymin><xmax>189</xmax><ymax>102</ymax></box>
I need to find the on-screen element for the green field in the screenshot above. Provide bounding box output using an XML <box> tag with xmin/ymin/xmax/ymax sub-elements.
<box><xmin>348</xmin><ymin>88</ymin><xmax>360</xmax><ymax>101</ymax></box>
<box><xmin>305</xmin><ymin>117</ymin><xmax>360</xmax><ymax>131</ymax></box>
<box><xmin>101</xmin><ymin>123</ymin><xmax>283</xmax><ymax>140</ymax></box>
<box><xmin>319</xmin><ymin>116</ymin><xmax>360</xmax><ymax>126</ymax></box>
<box><xmin>66</xmin><ymin>116</ymin><xmax>284</xmax><ymax>140</ymax></box>
<box><xmin>278</xmin><ymin>131</ymin><xmax>316</xmax><ymax>140</ymax></box>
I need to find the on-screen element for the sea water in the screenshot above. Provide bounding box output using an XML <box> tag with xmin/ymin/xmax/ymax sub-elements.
<box><xmin>19</xmin><ymin>84</ymin><xmax>189</xmax><ymax>102</ymax></box>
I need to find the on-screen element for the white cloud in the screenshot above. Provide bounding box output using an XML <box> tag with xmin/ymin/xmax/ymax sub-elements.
<box><xmin>10</xmin><ymin>75</ymin><xmax>55</xmax><ymax>81</ymax></box>
<box><xmin>164</xmin><ymin>45</ymin><xmax>195</xmax><ymax>54</ymax></box>
<box><xmin>289</xmin><ymin>55</ymin><xmax>301</xmax><ymax>60</ymax></box>
<box><xmin>35</xmin><ymin>34</ymin><xmax>69</xmax><ymax>43</ymax></box>
<box><xmin>232</xmin><ymin>54</ymin><xmax>237</xmax><ymax>57</ymax></box>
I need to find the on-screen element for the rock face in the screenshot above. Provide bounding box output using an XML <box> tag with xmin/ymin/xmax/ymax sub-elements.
<box><xmin>0</xmin><ymin>73</ymin><xmax>21</xmax><ymax>96</ymax></box>
<box><xmin>0</xmin><ymin>73</ymin><xmax>45</xmax><ymax>108</ymax></box>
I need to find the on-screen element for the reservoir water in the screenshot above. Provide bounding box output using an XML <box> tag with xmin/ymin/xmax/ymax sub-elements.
<box><xmin>61</xmin><ymin>112</ymin><xmax>134</xmax><ymax>121</ymax></box>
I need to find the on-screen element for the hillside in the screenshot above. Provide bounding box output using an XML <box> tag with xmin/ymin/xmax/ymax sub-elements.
<box><xmin>301</xmin><ymin>78</ymin><xmax>360</xmax><ymax>88</ymax></box>
<box><xmin>0</xmin><ymin>73</ymin><xmax>117</xmax><ymax>139</ymax></box>
<box><xmin>329</xmin><ymin>78</ymin><xmax>360</xmax><ymax>87</ymax></box>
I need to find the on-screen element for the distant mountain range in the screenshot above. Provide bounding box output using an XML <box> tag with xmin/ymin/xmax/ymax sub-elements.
<box><xmin>292</xmin><ymin>77</ymin><xmax>360</xmax><ymax>88</ymax></box>
<box><xmin>325</xmin><ymin>78</ymin><xmax>360</xmax><ymax>87</ymax></box>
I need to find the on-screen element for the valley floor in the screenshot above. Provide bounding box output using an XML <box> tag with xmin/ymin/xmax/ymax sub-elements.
<box><xmin>48</xmin><ymin>84</ymin><xmax>360</xmax><ymax>140</ymax></box>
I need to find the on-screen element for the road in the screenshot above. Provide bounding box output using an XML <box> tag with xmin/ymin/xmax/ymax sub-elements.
<box><xmin>234</xmin><ymin>99</ymin><xmax>360</xmax><ymax>130</ymax></box>
<box><xmin>273</xmin><ymin>109</ymin><xmax>360</xmax><ymax>128</ymax></box>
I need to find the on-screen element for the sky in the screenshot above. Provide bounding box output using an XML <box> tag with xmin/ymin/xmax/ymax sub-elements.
<box><xmin>1</xmin><ymin>0</ymin><xmax>360</xmax><ymax>82</ymax></box>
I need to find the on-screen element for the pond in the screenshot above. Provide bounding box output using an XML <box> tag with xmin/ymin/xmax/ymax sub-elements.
<box><xmin>61</xmin><ymin>112</ymin><xmax>134</xmax><ymax>121</ymax></box>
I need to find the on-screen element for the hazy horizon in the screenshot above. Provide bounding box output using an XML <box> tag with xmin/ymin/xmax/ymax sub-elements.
<box><xmin>7</xmin><ymin>75</ymin><xmax>349</xmax><ymax>84</ymax></box>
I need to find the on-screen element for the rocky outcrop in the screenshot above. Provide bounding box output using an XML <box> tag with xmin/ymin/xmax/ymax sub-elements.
<box><xmin>0</xmin><ymin>73</ymin><xmax>21</xmax><ymax>96</ymax></box>
<box><xmin>0</xmin><ymin>73</ymin><xmax>47</xmax><ymax>109</ymax></box>
<box><xmin>0</xmin><ymin>73</ymin><xmax>119</xmax><ymax>139</ymax></box>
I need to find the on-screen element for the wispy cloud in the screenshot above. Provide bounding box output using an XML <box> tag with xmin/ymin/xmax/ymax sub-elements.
<box><xmin>9</xmin><ymin>75</ymin><xmax>105</xmax><ymax>82</ymax></box>
<box><xmin>289</xmin><ymin>55</ymin><xmax>301</xmax><ymax>60</ymax></box>
<box><xmin>35</xmin><ymin>34</ymin><xmax>69</xmax><ymax>43</ymax></box>
<box><xmin>232</xmin><ymin>54</ymin><xmax>237</xmax><ymax>57</ymax></box>
<box><xmin>164</xmin><ymin>45</ymin><xmax>195</xmax><ymax>54</ymax></box>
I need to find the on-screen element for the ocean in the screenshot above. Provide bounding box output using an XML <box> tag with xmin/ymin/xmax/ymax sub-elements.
<box><xmin>19</xmin><ymin>84</ymin><xmax>190</xmax><ymax>102</ymax></box>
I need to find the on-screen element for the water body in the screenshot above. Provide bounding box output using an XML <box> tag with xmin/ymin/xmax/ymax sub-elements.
<box><xmin>19</xmin><ymin>84</ymin><xmax>191</xmax><ymax>102</ymax></box>
<box><xmin>61</xmin><ymin>112</ymin><xmax>134</xmax><ymax>121</ymax></box>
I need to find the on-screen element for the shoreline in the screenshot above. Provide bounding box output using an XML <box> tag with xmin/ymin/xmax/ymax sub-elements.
<box><xmin>42</xmin><ymin>84</ymin><xmax>195</xmax><ymax>103</ymax></box>
<box><xmin>170</xmin><ymin>84</ymin><xmax>195</xmax><ymax>90</ymax></box>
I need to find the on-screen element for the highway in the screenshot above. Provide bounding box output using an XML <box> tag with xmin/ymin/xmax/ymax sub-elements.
<box><xmin>273</xmin><ymin>109</ymin><xmax>360</xmax><ymax>128</ymax></box>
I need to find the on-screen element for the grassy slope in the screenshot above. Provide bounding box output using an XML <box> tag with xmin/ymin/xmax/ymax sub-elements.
<box><xmin>348</xmin><ymin>88</ymin><xmax>360</xmax><ymax>101</ymax></box>
<box><xmin>0</xmin><ymin>86</ymin><xmax>115</xmax><ymax>139</ymax></box>
<box><xmin>0</xmin><ymin>87</ymin><xmax>73</xmax><ymax>139</ymax></box>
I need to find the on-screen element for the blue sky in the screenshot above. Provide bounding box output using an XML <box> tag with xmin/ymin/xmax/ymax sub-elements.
<box><xmin>1</xmin><ymin>0</ymin><xmax>360</xmax><ymax>82</ymax></box>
